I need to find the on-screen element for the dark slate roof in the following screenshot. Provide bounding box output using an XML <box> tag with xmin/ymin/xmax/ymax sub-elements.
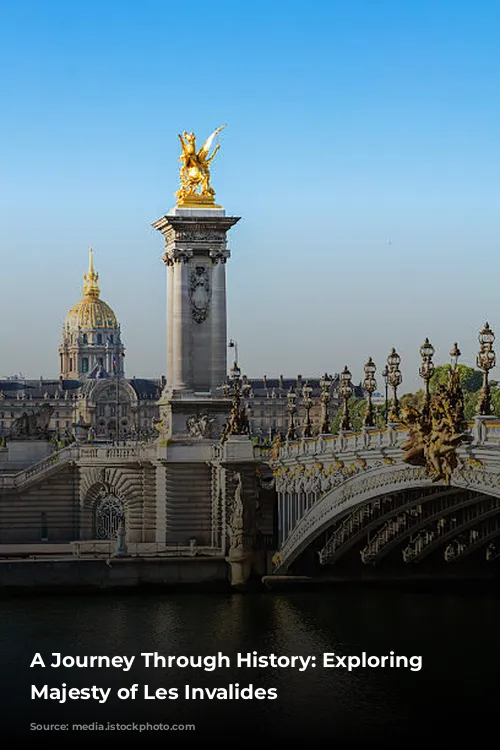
<box><xmin>129</xmin><ymin>378</ymin><xmax>163</xmax><ymax>399</ymax></box>
<box><xmin>0</xmin><ymin>379</ymin><xmax>81</xmax><ymax>398</ymax></box>
<box><xmin>239</xmin><ymin>375</ymin><xmax>364</xmax><ymax>400</ymax></box>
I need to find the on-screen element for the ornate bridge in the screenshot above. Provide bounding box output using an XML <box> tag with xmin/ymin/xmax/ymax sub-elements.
<box><xmin>270</xmin><ymin>416</ymin><xmax>500</xmax><ymax>574</ymax></box>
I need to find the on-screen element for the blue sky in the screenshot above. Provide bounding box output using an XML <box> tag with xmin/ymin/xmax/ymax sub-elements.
<box><xmin>1</xmin><ymin>0</ymin><xmax>499</xmax><ymax>389</ymax></box>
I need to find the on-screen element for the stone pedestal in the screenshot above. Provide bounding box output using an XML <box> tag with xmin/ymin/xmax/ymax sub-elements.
<box><xmin>72</xmin><ymin>416</ymin><xmax>91</xmax><ymax>443</ymax></box>
<box><xmin>386</xmin><ymin>422</ymin><xmax>400</xmax><ymax>447</ymax></box>
<box><xmin>362</xmin><ymin>425</ymin><xmax>380</xmax><ymax>449</ymax></box>
<box><xmin>112</xmin><ymin>522</ymin><xmax>128</xmax><ymax>557</ymax></box>
<box><xmin>473</xmin><ymin>414</ymin><xmax>499</xmax><ymax>446</ymax></box>
<box><xmin>225</xmin><ymin>547</ymin><xmax>252</xmax><ymax>589</ymax></box>
<box><xmin>155</xmin><ymin>390</ymin><xmax>232</xmax><ymax>443</ymax></box>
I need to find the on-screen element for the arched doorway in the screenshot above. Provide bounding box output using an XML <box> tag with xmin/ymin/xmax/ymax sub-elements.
<box><xmin>94</xmin><ymin>494</ymin><xmax>124</xmax><ymax>539</ymax></box>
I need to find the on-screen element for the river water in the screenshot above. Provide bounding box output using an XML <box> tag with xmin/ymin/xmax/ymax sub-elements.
<box><xmin>0</xmin><ymin>587</ymin><xmax>497</xmax><ymax>742</ymax></box>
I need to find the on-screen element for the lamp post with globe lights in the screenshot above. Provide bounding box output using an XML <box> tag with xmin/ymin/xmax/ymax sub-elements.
<box><xmin>387</xmin><ymin>348</ymin><xmax>402</xmax><ymax>422</ymax></box>
<box><xmin>419</xmin><ymin>338</ymin><xmax>435</xmax><ymax>417</ymax></box>
<box><xmin>319</xmin><ymin>373</ymin><xmax>333</xmax><ymax>434</ymax></box>
<box><xmin>363</xmin><ymin>357</ymin><xmax>377</xmax><ymax>427</ymax></box>
<box><xmin>301</xmin><ymin>381</ymin><xmax>314</xmax><ymax>437</ymax></box>
<box><xmin>340</xmin><ymin>366</ymin><xmax>353</xmax><ymax>431</ymax></box>
<box><xmin>477</xmin><ymin>323</ymin><xmax>496</xmax><ymax>416</ymax></box>
<box><xmin>286</xmin><ymin>389</ymin><xmax>298</xmax><ymax>441</ymax></box>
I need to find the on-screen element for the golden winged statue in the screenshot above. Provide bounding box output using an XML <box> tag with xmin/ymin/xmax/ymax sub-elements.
<box><xmin>400</xmin><ymin>367</ymin><xmax>472</xmax><ymax>484</ymax></box>
<box><xmin>175</xmin><ymin>126</ymin><xmax>226</xmax><ymax>206</ymax></box>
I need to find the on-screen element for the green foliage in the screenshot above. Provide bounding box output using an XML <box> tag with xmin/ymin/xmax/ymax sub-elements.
<box><xmin>430</xmin><ymin>364</ymin><xmax>482</xmax><ymax>394</ymax></box>
<box><xmin>331</xmin><ymin>398</ymin><xmax>386</xmax><ymax>434</ymax></box>
<box><xmin>400</xmin><ymin>390</ymin><xmax>425</xmax><ymax>411</ymax></box>
<box><xmin>463</xmin><ymin>390</ymin><xmax>479</xmax><ymax>420</ymax></box>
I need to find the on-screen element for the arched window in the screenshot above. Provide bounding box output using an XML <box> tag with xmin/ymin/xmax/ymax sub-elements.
<box><xmin>94</xmin><ymin>495</ymin><xmax>124</xmax><ymax>539</ymax></box>
<box><xmin>82</xmin><ymin>333</ymin><xmax>88</xmax><ymax>344</ymax></box>
<box><xmin>109</xmin><ymin>334</ymin><xmax>114</xmax><ymax>344</ymax></box>
<box><xmin>69</xmin><ymin>357</ymin><xmax>73</xmax><ymax>371</ymax></box>
<box><xmin>82</xmin><ymin>358</ymin><xmax>89</xmax><ymax>373</ymax></box>
<box><xmin>97</xmin><ymin>333</ymin><xmax>103</xmax><ymax>344</ymax></box>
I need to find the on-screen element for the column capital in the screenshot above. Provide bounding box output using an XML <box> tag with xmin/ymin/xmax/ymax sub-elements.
<box><xmin>162</xmin><ymin>247</ymin><xmax>194</xmax><ymax>265</ymax></box>
<box><xmin>209</xmin><ymin>248</ymin><xmax>231</xmax><ymax>264</ymax></box>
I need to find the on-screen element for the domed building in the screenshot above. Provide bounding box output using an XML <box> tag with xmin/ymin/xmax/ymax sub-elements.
<box><xmin>57</xmin><ymin>248</ymin><xmax>162</xmax><ymax>439</ymax></box>
<box><xmin>0</xmin><ymin>249</ymin><xmax>163</xmax><ymax>446</ymax></box>
<box><xmin>59</xmin><ymin>247</ymin><xmax>125</xmax><ymax>380</ymax></box>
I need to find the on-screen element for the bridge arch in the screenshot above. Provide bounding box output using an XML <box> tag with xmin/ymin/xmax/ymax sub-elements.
<box><xmin>274</xmin><ymin>462</ymin><xmax>500</xmax><ymax>573</ymax></box>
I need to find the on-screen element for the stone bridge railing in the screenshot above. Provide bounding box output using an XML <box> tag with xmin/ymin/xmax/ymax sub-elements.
<box><xmin>0</xmin><ymin>442</ymin><xmax>158</xmax><ymax>490</ymax></box>
<box><xmin>259</xmin><ymin>417</ymin><xmax>500</xmax><ymax>466</ymax></box>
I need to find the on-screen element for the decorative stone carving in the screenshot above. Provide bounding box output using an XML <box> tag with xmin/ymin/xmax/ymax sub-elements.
<box><xmin>179</xmin><ymin>230</ymin><xmax>225</xmax><ymax>243</ymax></box>
<box><xmin>10</xmin><ymin>403</ymin><xmax>54</xmax><ymax>440</ymax></box>
<box><xmin>401</xmin><ymin>366</ymin><xmax>472</xmax><ymax>483</ymax></box>
<box><xmin>186</xmin><ymin>413</ymin><xmax>215</xmax><ymax>439</ymax></box>
<box><xmin>227</xmin><ymin>472</ymin><xmax>244</xmax><ymax>550</ymax></box>
<box><xmin>152</xmin><ymin>414</ymin><xmax>170</xmax><ymax>440</ymax></box>
<box><xmin>189</xmin><ymin>266</ymin><xmax>211</xmax><ymax>323</ymax></box>
<box><xmin>209</xmin><ymin>248</ymin><xmax>230</xmax><ymax>264</ymax></box>
<box><xmin>162</xmin><ymin>247</ymin><xmax>194</xmax><ymax>266</ymax></box>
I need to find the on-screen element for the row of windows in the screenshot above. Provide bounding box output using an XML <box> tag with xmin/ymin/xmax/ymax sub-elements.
<box><xmin>98</xmin><ymin>404</ymin><xmax>128</xmax><ymax>417</ymax></box>
<box><xmin>82</xmin><ymin>357</ymin><xmax>105</xmax><ymax>373</ymax></box>
<box><xmin>81</xmin><ymin>333</ymin><xmax>114</xmax><ymax>345</ymax></box>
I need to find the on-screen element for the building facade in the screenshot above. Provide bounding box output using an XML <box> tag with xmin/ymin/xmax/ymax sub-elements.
<box><xmin>0</xmin><ymin>248</ymin><xmax>353</xmax><ymax>445</ymax></box>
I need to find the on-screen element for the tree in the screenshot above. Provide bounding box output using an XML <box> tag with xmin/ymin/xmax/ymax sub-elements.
<box><xmin>400</xmin><ymin>390</ymin><xmax>425</xmax><ymax>411</ymax></box>
<box><xmin>430</xmin><ymin>364</ymin><xmax>482</xmax><ymax>393</ymax></box>
<box><xmin>331</xmin><ymin>398</ymin><xmax>386</xmax><ymax>433</ymax></box>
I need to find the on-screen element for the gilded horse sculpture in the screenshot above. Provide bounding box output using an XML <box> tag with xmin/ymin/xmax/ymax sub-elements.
<box><xmin>176</xmin><ymin>126</ymin><xmax>226</xmax><ymax>206</ymax></box>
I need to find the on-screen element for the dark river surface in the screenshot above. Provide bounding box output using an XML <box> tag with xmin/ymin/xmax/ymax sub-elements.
<box><xmin>0</xmin><ymin>587</ymin><xmax>498</xmax><ymax>743</ymax></box>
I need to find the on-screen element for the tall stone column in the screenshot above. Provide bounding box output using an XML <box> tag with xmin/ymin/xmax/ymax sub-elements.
<box><xmin>210</xmin><ymin>249</ymin><xmax>229</xmax><ymax>395</ymax></box>
<box><xmin>152</xmin><ymin>209</ymin><xmax>240</xmax><ymax>441</ymax></box>
<box><xmin>171</xmin><ymin>250</ymin><xmax>193</xmax><ymax>391</ymax></box>
<box><xmin>166</xmin><ymin>259</ymin><xmax>174</xmax><ymax>386</ymax></box>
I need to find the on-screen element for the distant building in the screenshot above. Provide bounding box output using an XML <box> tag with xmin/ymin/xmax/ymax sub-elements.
<box><xmin>0</xmin><ymin>250</ymin><xmax>361</xmax><ymax>444</ymax></box>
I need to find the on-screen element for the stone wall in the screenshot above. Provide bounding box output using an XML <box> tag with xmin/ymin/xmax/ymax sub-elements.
<box><xmin>0</xmin><ymin>464</ymin><xmax>78</xmax><ymax>543</ymax></box>
<box><xmin>0</xmin><ymin>557</ymin><xmax>228</xmax><ymax>588</ymax></box>
<box><xmin>164</xmin><ymin>462</ymin><xmax>213</xmax><ymax>545</ymax></box>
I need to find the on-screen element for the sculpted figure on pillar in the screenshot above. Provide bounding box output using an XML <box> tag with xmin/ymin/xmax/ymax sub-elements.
<box><xmin>176</xmin><ymin>126</ymin><xmax>226</xmax><ymax>206</ymax></box>
<box><xmin>227</xmin><ymin>472</ymin><xmax>244</xmax><ymax>550</ymax></box>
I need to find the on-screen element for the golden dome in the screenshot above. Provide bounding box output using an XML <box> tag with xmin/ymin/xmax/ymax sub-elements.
<box><xmin>65</xmin><ymin>248</ymin><xmax>119</xmax><ymax>331</ymax></box>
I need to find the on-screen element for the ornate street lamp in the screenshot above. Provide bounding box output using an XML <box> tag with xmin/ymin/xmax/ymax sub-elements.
<box><xmin>477</xmin><ymin>323</ymin><xmax>496</xmax><ymax>416</ymax></box>
<box><xmin>363</xmin><ymin>357</ymin><xmax>377</xmax><ymax>427</ymax></box>
<box><xmin>387</xmin><ymin>348</ymin><xmax>402</xmax><ymax>421</ymax></box>
<box><xmin>228</xmin><ymin>338</ymin><xmax>238</xmax><ymax>366</ymax></box>
<box><xmin>230</xmin><ymin>361</ymin><xmax>241</xmax><ymax>382</ymax></box>
<box><xmin>286</xmin><ymin>388</ymin><xmax>297</xmax><ymax>440</ymax></box>
<box><xmin>220</xmin><ymin>361</ymin><xmax>249</xmax><ymax>441</ymax></box>
<box><xmin>339</xmin><ymin>366</ymin><xmax>353</xmax><ymax>431</ymax></box>
<box><xmin>419</xmin><ymin>337</ymin><xmax>435</xmax><ymax>416</ymax></box>
<box><xmin>382</xmin><ymin>365</ymin><xmax>389</xmax><ymax>425</ymax></box>
<box><xmin>301</xmin><ymin>381</ymin><xmax>314</xmax><ymax>437</ymax></box>
<box><xmin>450</xmin><ymin>342</ymin><xmax>461</xmax><ymax>370</ymax></box>
<box><xmin>319</xmin><ymin>373</ymin><xmax>333</xmax><ymax>434</ymax></box>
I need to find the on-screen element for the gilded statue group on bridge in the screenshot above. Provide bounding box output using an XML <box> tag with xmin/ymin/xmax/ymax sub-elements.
<box><xmin>400</xmin><ymin>365</ymin><xmax>472</xmax><ymax>484</ymax></box>
<box><xmin>175</xmin><ymin>125</ymin><xmax>226</xmax><ymax>207</ymax></box>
